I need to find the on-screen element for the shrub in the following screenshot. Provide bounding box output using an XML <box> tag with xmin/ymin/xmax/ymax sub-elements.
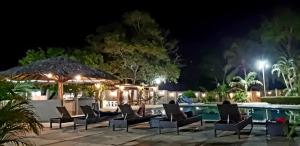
<box><xmin>233</xmin><ymin>91</ymin><xmax>247</xmax><ymax>102</ymax></box>
<box><xmin>261</xmin><ymin>96</ymin><xmax>300</xmax><ymax>104</ymax></box>
<box><xmin>182</xmin><ymin>90</ymin><xmax>196</xmax><ymax>98</ymax></box>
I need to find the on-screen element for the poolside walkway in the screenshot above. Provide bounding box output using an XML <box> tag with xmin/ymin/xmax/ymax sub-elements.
<box><xmin>17</xmin><ymin>122</ymin><xmax>300</xmax><ymax>146</ymax></box>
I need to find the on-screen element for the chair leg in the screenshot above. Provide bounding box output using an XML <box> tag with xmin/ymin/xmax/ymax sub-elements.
<box><xmin>214</xmin><ymin>129</ymin><xmax>217</xmax><ymax>137</ymax></box>
<box><xmin>85</xmin><ymin>122</ymin><xmax>88</xmax><ymax>130</ymax></box>
<box><xmin>159</xmin><ymin>127</ymin><xmax>161</xmax><ymax>134</ymax></box>
<box><xmin>113</xmin><ymin>125</ymin><xmax>115</xmax><ymax>131</ymax></box>
<box><xmin>74</xmin><ymin>122</ymin><xmax>76</xmax><ymax>130</ymax></box>
<box><xmin>201</xmin><ymin>119</ymin><xmax>203</xmax><ymax>126</ymax></box>
<box><xmin>50</xmin><ymin>121</ymin><xmax>52</xmax><ymax>128</ymax></box>
<box><xmin>177</xmin><ymin>126</ymin><xmax>179</xmax><ymax>135</ymax></box>
<box><xmin>237</xmin><ymin>130</ymin><xmax>240</xmax><ymax>139</ymax></box>
<box><xmin>126</xmin><ymin>125</ymin><xmax>129</xmax><ymax>132</ymax></box>
<box><xmin>59</xmin><ymin>121</ymin><xmax>62</xmax><ymax>129</ymax></box>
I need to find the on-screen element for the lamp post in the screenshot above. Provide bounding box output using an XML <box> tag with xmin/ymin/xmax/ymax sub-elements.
<box><xmin>257</xmin><ymin>60</ymin><xmax>269</xmax><ymax>97</ymax></box>
<box><xmin>153</xmin><ymin>77</ymin><xmax>165</xmax><ymax>105</ymax></box>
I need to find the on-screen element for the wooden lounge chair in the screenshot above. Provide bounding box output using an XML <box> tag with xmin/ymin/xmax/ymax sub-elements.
<box><xmin>159</xmin><ymin>104</ymin><xmax>203</xmax><ymax>134</ymax></box>
<box><xmin>214</xmin><ymin>104</ymin><xmax>253</xmax><ymax>139</ymax></box>
<box><xmin>110</xmin><ymin>104</ymin><xmax>159</xmax><ymax>132</ymax></box>
<box><xmin>74</xmin><ymin>105</ymin><xmax>116</xmax><ymax>130</ymax></box>
<box><xmin>50</xmin><ymin>106</ymin><xmax>79</xmax><ymax>128</ymax></box>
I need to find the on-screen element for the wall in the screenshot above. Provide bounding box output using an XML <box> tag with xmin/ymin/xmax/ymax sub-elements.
<box><xmin>30</xmin><ymin>100</ymin><xmax>61</xmax><ymax>122</ymax></box>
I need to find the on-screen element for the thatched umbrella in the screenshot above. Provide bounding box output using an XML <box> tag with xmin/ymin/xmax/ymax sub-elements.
<box><xmin>0</xmin><ymin>57</ymin><xmax>118</xmax><ymax>105</ymax></box>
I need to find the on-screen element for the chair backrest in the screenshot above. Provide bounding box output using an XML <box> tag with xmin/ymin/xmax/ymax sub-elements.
<box><xmin>56</xmin><ymin>106</ymin><xmax>72</xmax><ymax>119</ymax></box>
<box><xmin>80</xmin><ymin>105</ymin><xmax>97</xmax><ymax>119</ymax></box>
<box><xmin>217</xmin><ymin>104</ymin><xmax>241</xmax><ymax>122</ymax></box>
<box><xmin>163</xmin><ymin>104</ymin><xmax>187</xmax><ymax>121</ymax></box>
<box><xmin>118</xmin><ymin>104</ymin><xmax>137</xmax><ymax>118</ymax></box>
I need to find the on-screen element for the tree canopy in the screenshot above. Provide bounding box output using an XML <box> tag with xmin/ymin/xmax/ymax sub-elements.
<box><xmin>87</xmin><ymin>10</ymin><xmax>180</xmax><ymax>85</ymax></box>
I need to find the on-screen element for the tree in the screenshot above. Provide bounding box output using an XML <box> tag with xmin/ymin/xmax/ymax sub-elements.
<box><xmin>272</xmin><ymin>56</ymin><xmax>297</xmax><ymax>95</ymax></box>
<box><xmin>224</xmin><ymin>40</ymin><xmax>263</xmax><ymax>81</ymax></box>
<box><xmin>260</xmin><ymin>9</ymin><xmax>300</xmax><ymax>58</ymax></box>
<box><xmin>19</xmin><ymin>48</ymin><xmax>66</xmax><ymax>65</ymax></box>
<box><xmin>87</xmin><ymin>10</ymin><xmax>180</xmax><ymax>85</ymax></box>
<box><xmin>0</xmin><ymin>81</ymin><xmax>43</xmax><ymax>146</ymax></box>
<box><xmin>229</xmin><ymin>72</ymin><xmax>263</xmax><ymax>93</ymax></box>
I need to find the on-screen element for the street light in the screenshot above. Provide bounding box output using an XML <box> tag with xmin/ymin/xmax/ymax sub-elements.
<box><xmin>256</xmin><ymin>60</ymin><xmax>269</xmax><ymax>97</ymax></box>
<box><xmin>153</xmin><ymin>77</ymin><xmax>165</xmax><ymax>105</ymax></box>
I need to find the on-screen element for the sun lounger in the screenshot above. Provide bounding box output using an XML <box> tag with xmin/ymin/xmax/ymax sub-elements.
<box><xmin>159</xmin><ymin>104</ymin><xmax>203</xmax><ymax>134</ymax></box>
<box><xmin>110</xmin><ymin>104</ymin><xmax>159</xmax><ymax>132</ymax></box>
<box><xmin>214</xmin><ymin>104</ymin><xmax>253</xmax><ymax>139</ymax></box>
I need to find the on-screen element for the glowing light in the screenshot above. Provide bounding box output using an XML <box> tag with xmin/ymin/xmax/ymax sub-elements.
<box><xmin>154</xmin><ymin>77</ymin><xmax>165</xmax><ymax>85</ymax></box>
<box><xmin>256</xmin><ymin>92</ymin><xmax>261</xmax><ymax>97</ymax></box>
<box><xmin>110</xmin><ymin>90</ymin><xmax>118</xmax><ymax>97</ymax></box>
<box><xmin>257</xmin><ymin>60</ymin><xmax>269</xmax><ymax>70</ymax></box>
<box><xmin>75</xmin><ymin>75</ymin><xmax>81</xmax><ymax>80</ymax></box>
<box><xmin>202</xmin><ymin>93</ymin><xmax>206</xmax><ymax>97</ymax></box>
<box><xmin>268</xmin><ymin>91</ymin><xmax>272</xmax><ymax>95</ymax></box>
<box><xmin>95</xmin><ymin>83</ymin><xmax>101</xmax><ymax>89</ymax></box>
<box><xmin>169</xmin><ymin>92</ymin><xmax>175</xmax><ymax>97</ymax></box>
<box><xmin>45</xmin><ymin>73</ymin><xmax>53</xmax><ymax>78</ymax></box>
<box><xmin>229</xmin><ymin>93</ymin><xmax>234</xmax><ymax>98</ymax></box>
<box><xmin>180</xmin><ymin>107</ymin><xmax>183</xmax><ymax>111</ymax></box>
<box><xmin>196</xmin><ymin>107</ymin><xmax>200</xmax><ymax>110</ymax></box>
<box><xmin>195</xmin><ymin>92</ymin><xmax>199</xmax><ymax>97</ymax></box>
<box><xmin>119</xmin><ymin>86</ymin><xmax>125</xmax><ymax>90</ymax></box>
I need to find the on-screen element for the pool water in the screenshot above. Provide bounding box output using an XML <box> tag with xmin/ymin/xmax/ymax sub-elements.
<box><xmin>148</xmin><ymin>103</ymin><xmax>300</xmax><ymax>123</ymax></box>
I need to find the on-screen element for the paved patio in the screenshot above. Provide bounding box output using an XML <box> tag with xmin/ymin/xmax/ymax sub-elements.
<box><xmin>16</xmin><ymin>121</ymin><xmax>300</xmax><ymax>146</ymax></box>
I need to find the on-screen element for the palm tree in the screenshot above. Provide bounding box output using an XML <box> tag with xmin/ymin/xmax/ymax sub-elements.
<box><xmin>0</xmin><ymin>81</ymin><xmax>43</xmax><ymax>146</ymax></box>
<box><xmin>229</xmin><ymin>72</ymin><xmax>263</xmax><ymax>93</ymax></box>
<box><xmin>272</xmin><ymin>56</ymin><xmax>296</xmax><ymax>90</ymax></box>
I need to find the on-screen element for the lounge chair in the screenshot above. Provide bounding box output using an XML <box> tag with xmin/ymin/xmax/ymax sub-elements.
<box><xmin>214</xmin><ymin>104</ymin><xmax>253</xmax><ymax>139</ymax></box>
<box><xmin>159</xmin><ymin>104</ymin><xmax>203</xmax><ymax>134</ymax></box>
<box><xmin>74</xmin><ymin>105</ymin><xmax>116</xmax><ymax>130</ymax></box>
<box><xmin>50</xmin><ymin>106</ymin><xmax>80</xmax><ymax>128</ymax></box>
<box><xmin>110</xmin><ymin>104</ymin><xmax>159</xmax><ymax>132</ymax></box>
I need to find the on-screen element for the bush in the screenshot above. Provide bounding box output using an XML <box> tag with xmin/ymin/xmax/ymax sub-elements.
<box><xmin>261</xmin><ymin>96</ymin><xmax>300</xmax><ymax>104</ymax></box>
<box><xmin>182</xmin><ymin>90</ymin><xmax>196</xmax><ymax>98</ymax></box>
<box><xmin>233</xmin><ymin>91</ymin><xmax>247</xmax><ymax>102</ymax></box>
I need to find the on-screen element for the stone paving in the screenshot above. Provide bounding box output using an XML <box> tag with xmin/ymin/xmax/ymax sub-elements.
<box><xmin>10</xmin><ymin>121</ymin><xmax>300</xmax><ymax>146</ymax></box>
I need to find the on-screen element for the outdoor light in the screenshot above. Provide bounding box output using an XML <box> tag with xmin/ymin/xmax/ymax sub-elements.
<box><xmin>154</xmin><ymin>78</ymin><xmax>162</xmax><ymax>85</ymax></box>
<box><xmin>256</xmin><ymin>59</ymin><xmax>269</xmax><ymax>97</ymax></box>
<box><xmin>256</xmin><ymin>92</ymin><xmax>261</xmax><ymax>97</ymax></box>
<box><xmin>196</xmin><ymin>107</ymin><xmax>200</xmax><ymax>110</ymax></box>
<box><xmin>257</xmin><ymin>60</ymin><xmax>269</xmax><ymax>70</ymax></box>
<box><xmin>229</xmin><ymin>93</ymin><xmax>234</xmax><ymax>98</ymax></box>
<box><xmin>201</xmin><ymin>93</ymin><xmax>206</xmax><ymax>97</ymax></box>
<box><xmin>75</xmin><ymin>75</ymin><xmax>81</xmax><ymax>80</ymax></box>
<box><xmin>45</xmin><ymin>73</ymin><xmax>53</xmax><ymax>78</ymax></box>
<box><xmin>268</xmin><ymin>91</ymin><xmax>272</xmax><ymax>95</ymax></box>
<box><xmin>154</xmin><ymin>77</ymin><xmax>165</xmax><ymax>85</ymax></box>
<box><xmin>169</xmin><ymin>92</ymin><xmax>175</xmax><ymax>97</ymax></box>
<box><xmin>95</xmin><ymin>83</ymin><xmax>101</xmax><ymax>89</ymax></box>
<box><xmin>119</xmin><ymin>86</ymin><xmax>124</xmax><ymax>90</ymax></box>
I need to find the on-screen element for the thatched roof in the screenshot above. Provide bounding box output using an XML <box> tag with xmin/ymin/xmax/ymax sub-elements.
<box><xmin>0</xmin><ymin>57</ymin><xmax>118</xmax><ymax>83</ymax></box>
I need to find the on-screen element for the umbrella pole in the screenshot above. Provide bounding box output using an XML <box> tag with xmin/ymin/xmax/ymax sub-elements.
<box><xmin>58</xmin><ymin>81</ymin><xmax>64</xmax><ymax>106</ymax></box>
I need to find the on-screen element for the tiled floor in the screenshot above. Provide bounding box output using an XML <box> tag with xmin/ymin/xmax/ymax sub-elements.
<box><xmin>8</xmin><ymin>121</ymin><xmax>300</xmax><ymax>146</ymax></box>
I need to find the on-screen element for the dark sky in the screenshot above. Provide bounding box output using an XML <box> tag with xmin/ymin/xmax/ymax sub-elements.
<box><xmin>1</xmin><ymin>1</ymin><xmax>299</xmax><ymax>90</ymax></box>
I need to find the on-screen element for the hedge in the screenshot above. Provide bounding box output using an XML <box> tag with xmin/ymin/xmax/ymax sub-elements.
<box><xmin>261</xmin><ymin>96</ymin><xmax>300</xmax><ymax>104</ymax></box>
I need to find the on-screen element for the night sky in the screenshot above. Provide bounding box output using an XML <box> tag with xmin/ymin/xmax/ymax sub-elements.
<box><xmin>1</xmin><ymin>1</ymin><xmax>299</xmax><ymax>90</ymax></box>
